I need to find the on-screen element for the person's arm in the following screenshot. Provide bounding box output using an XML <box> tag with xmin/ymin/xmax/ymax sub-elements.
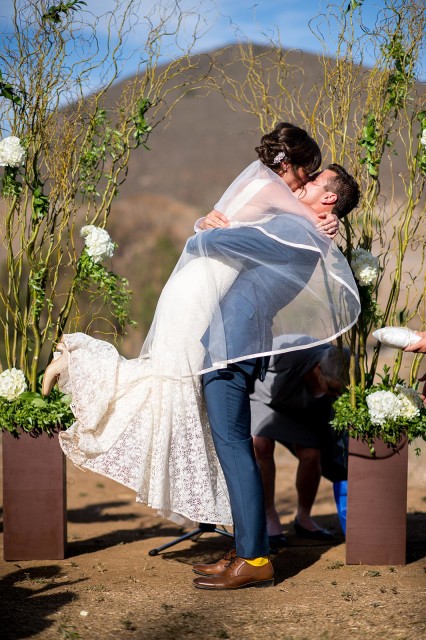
<box><xmin>195</xmin><ymin>210</ymin><xmax>230</xmax><ymax>232</ymax></box>
<box><xmin>186</xmin><ymin>224</ymin><xmax>307</xmax><ymax>265</ymax></box>
<box><xmin>404</xmin><ymin>331</ymin><xmax>426</xmax><ymax>353</ymax></box>
<box><xmin>187</xmin><ymin>226</ymin><xmax>267</xmax><ymax>260</ymax></box>
<box><xmin>197</xmin><ymin>207</ymin><xmax>338</xmax><ymax>239</ymax></box>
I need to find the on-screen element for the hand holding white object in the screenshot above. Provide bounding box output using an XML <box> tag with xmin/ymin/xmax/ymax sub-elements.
<box><xmin>372</xmin><ymin>327</ymin><xmax>422</xmax><ymax>349</ymax></box>
<box><xmin>403</xmin><ymin>330</ymin><xmax>426</xmax><ymax>354</ymax></box>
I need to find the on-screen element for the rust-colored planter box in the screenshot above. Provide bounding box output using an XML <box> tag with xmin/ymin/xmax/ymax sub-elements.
<box><xmin>346</xmin><ymin>437</ymin><xmax>408</xmax><ymax>566</ymax></box>
<box><xmin>2</xmin><ymin>431</ymin><xmax>67</xmax><ymax>560</ymax></box>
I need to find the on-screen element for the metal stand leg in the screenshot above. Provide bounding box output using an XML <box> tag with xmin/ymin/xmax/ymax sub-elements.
<box><xmin>148</xmin><ymin>522</ymin><xmax>233</xmax><ymax>556</ymax></box>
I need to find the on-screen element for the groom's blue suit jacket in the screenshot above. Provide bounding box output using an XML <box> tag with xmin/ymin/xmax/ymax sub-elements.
<box><xmin>186</xmin><ymin>217</ymin><xmax>325</xmax><ymax>375</ymax></box>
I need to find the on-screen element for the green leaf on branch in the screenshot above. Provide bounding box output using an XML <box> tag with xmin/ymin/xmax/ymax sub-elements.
<box><xmin>0</xmin><ymin>70</ymin><xmax>21</xmax><ymax>105</ymax></box>
<box><xmin>79</xmin><ymin>108</ymin><xmax>126</xmax><ymax>199</ymax></box>
<box><xmin>1</xmin><ymin>167</ymin><xmax>22</xmax><ymax>197</ymax></box>
<box><xmin>358</xmin><ymin>113</ymin><xmax>381</xmax><ymax>179</ymax></box>
<box><xmin>31</xmin><ymin>184</ymin><xmax>49</xmax><ymax>220</ymax></box>
<box><xmin>346</xmin><ymin>0</ymin><xmax>363</xmax><ymax>13</ymax></box>
<box><xmin>381</xmin><ymin>32</ymin><xmax>413</xmax><ymax>114</ymax></box>
<box><xmin>28</xmin><ymin>266</ymin><xmax>48</xmax><ymax>321</ymax></box>
<box><xmin>76</xmin><ymin>251</ymin><xmax>136</xmax><ymax>331</ymax></box>
<box><xmin>132</xmin><ymin>98</ymin><xmax>152</xmax><ymax>148</ymax></box>
<box><xmin>42</xmin><ymin>1</ymin><xmax>87</xmax><ymax>24</ymax></box>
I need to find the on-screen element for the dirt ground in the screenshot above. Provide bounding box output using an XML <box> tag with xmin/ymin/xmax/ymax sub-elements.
<box><xmin>1</xmin><ymin>441</ymin><xmax>425</xmax><ymax>640</ymax></box>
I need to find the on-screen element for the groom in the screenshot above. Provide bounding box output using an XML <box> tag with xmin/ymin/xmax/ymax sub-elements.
<box><xmin>189</xmin><ymin>165</ymin><xmax>360</xmax><ymax>590</ymax></box>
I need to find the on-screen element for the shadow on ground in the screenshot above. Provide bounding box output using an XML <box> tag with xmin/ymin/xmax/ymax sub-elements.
<box><xmin>68</xmin><ymin>500</ymin><xmax>138</xmax><ymax>524</ymax></box>
<box><xmin>67</xmin><ymin>521</ymin><xmax>185</xmax><ymax>557</ymax></box>
<box><xmin>0</xmin><ymin>565</ymin><xmax>87</xmax><ymax>640</ymax></box>
<box><xmin>66</xmin><ymin>508</ymin><xmax>426</xmax><ymax>567</ymax></box>
<box><xmin>145</xmin><ymin>513</ymin><xmax>344</xmax><ymax>586</ymax></box>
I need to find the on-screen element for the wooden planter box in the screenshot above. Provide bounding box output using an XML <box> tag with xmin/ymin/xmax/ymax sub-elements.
<box><xmin>346</xmin><ymin>437</ymin><xmax>408</xmax><ymax>566</ymax></box>
<box><xmin>2</xmin><ymin>431</ymin><xmax>67</xmax><ymax>560</ymax></box>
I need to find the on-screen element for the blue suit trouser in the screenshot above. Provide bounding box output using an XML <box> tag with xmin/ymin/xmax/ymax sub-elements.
<box><xmin>202</xmin><ymin>359</ymin><xmax>269</xmax><ymax>558</ymax></box>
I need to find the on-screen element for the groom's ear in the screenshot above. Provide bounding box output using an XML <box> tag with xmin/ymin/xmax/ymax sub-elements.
<box><xmin>322</xmin><ymin>191</ymin><xmax>338</xmax><ymax>205</ymax></box>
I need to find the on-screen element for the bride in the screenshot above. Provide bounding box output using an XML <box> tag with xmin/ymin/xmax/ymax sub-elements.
<box><xmin>43</xmin><ymin>123</ymin><xmax>360</xmax><ymax>526</ymax></box>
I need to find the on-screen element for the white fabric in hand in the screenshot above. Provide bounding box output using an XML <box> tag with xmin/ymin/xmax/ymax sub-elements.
<box><xmin>372</xmin><ymin>327</ymin><xmax>421</xmax><ymax>349</ymax></box>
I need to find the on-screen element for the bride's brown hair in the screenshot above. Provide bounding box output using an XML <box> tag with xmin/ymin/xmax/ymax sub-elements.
<box><xmin>255</xmin><ymin>122</ymin><xmax>321</xmax><ymax>175</ymax></box>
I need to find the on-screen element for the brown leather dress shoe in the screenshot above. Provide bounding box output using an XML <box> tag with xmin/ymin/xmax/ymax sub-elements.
<box><xmin>192</xmin><ymin>547</ymin><xmax>236</xmax><ymax>576</ymax></box>
<box><xmin>193</xmin><ymin>557</ymin><xmax>274</xmax><ymax>590</ymax></box>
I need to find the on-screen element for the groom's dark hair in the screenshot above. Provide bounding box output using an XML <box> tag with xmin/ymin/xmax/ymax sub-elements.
<box><xmin>325</xmin><ymin>164</ymin><xmax>360</xmax><ymax>219</ymax></box>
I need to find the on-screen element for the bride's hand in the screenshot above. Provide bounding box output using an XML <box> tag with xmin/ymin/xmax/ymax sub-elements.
<box><xmin>200</xmin><ymin>209</ymin><xmax>230</xmax><ymax>230</ymax></box>
<box><xmin>316</xmin><ymin>212</ymin><xmax>339</xmax><ymax>239</ymax></box>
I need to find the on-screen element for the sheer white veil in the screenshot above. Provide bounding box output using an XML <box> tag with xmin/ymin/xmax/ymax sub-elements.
<box><xmin>140</xmin><ymin>161</ymin><xmax>360</xmax><ymax>376</ymax></box>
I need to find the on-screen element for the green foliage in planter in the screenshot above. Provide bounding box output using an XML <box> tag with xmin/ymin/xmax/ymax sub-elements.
<box><xmin>332</xmin><ymin>387</ymin><xmax>426</xmax><ymax>451</ymax></box>
<box><xmin>332</xmin><ymin>368</ymin><xmax>426</xmax><ymax>455</ymax></box>
<box><xmin>0</xmin><ymin>387</ymin><xmax>74</xmax><ymax>438</ymax></box>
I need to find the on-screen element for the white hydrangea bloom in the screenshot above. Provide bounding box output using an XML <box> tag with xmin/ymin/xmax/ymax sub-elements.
<box><xmin>366</xmin><ymin>389</ymin><xmax>400</xmax><ymax>425</ymax></box>
<box><xmin>80</xmin><ymin>225</ymin><xmax>114</xmax><ymax>263</ymax></box>
<box><xmin>351</xmin><ymin>247</ymin><xmax>379</xmax><ymax>286</ymax></box>
<box><xmin>395</xmin><ymin>384</ymin><xmax>422</xmax><ymax>420</ymax></box>
<box><xmin>421</xmin><ymin>128</ymin><xmax>426</xmax><ymax>147</ymax></box>
<box><xmin>0</xmin><ymin>135</ymin><xmax>26</xmax><ymax>168</ymax></box>
<box><xmin>0</xmin><ymin>368</ymin><xmax>28</xmax><ymax>400</ymax></box>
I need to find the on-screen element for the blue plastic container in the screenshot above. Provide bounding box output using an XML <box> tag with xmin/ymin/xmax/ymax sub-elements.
<box><xmin>333</xmin><ymin>480</ymin><xmax>348</xmax><ymax>535</ymax></box>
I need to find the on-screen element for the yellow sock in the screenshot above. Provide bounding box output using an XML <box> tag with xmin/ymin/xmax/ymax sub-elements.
<box><xmin>244</xmin><ymin>556</ymin><xmax>269</xmax><ymax>567</ymax></box>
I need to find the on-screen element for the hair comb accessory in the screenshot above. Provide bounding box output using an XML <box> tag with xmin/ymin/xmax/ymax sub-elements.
<box><xmin>273</xmin><ymin>151</ymin><xmax>287</xmax><ymax>164</ymax></box>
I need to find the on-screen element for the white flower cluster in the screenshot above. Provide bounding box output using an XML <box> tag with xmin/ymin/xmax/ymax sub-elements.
<box><xmin>0</xmin><ymin>368</ymin><xmax>28</xmax><ymax>400</ymax></box>
<box><xmin>394</xmin><ymin>384</ymin><xmax>423</xmax><ymax>420</ymax></box>
<box><xmin>350</xmin><ymin>247</ymin><xmax>379</xmax><ymax>286</ymax></box>
<box><xmin>366</xmin><ymin>385</ymin><xmax>422</xmax><ymax>426</ymax></box>
<box><xmin>421</xmin><ymin>128</ymin><xmax>426</xmax><ymax>148</ymax></box>
<box><xmin>366</xmin><ymin>390</ymin><xmax>399</xmax><ymax>425</ymax></box>
<box><xmin>80</xmin><ymin>225</ymin><xmax>114</xmax><ymax>263</ymax></box>
<box><xmin>0</xmin><ymin>135</ymin><xmax>26</xmax><ymax>168</ymax></box>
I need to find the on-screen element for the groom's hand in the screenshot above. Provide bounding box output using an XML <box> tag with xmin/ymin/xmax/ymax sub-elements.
<box><xmin>199</xmin><ymin>210</ymin><xmax>230</xmax><ymax>230</ymax></box>
<box><xmin>316</xmin><ymin>212</ymin><xmax>339</xmax><ymax>239</ymax></box>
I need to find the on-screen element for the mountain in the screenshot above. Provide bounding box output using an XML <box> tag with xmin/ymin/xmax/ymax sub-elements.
<box><xmin>108</xmin><ymin>46</ymin><xmax>346</xmax><ymax>216</ymax></box>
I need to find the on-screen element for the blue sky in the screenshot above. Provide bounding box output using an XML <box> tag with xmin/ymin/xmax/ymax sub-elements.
<box><xmin>1</xmin><ymin>1</ymin><xmax>425</xmax><ymax>87</ymax></box>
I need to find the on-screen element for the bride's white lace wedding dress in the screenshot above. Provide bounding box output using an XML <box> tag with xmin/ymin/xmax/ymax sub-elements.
<box><xmin>59</xmin><ymin>257</ymin><xmax>238</xmax><ymax>525</ymax></box>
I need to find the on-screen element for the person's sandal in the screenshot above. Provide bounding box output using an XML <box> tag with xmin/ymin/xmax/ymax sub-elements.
<box><xmin>294</xmin><ymin>519</ymin><xmax>334</xmax><ymax>541</ymax></box>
